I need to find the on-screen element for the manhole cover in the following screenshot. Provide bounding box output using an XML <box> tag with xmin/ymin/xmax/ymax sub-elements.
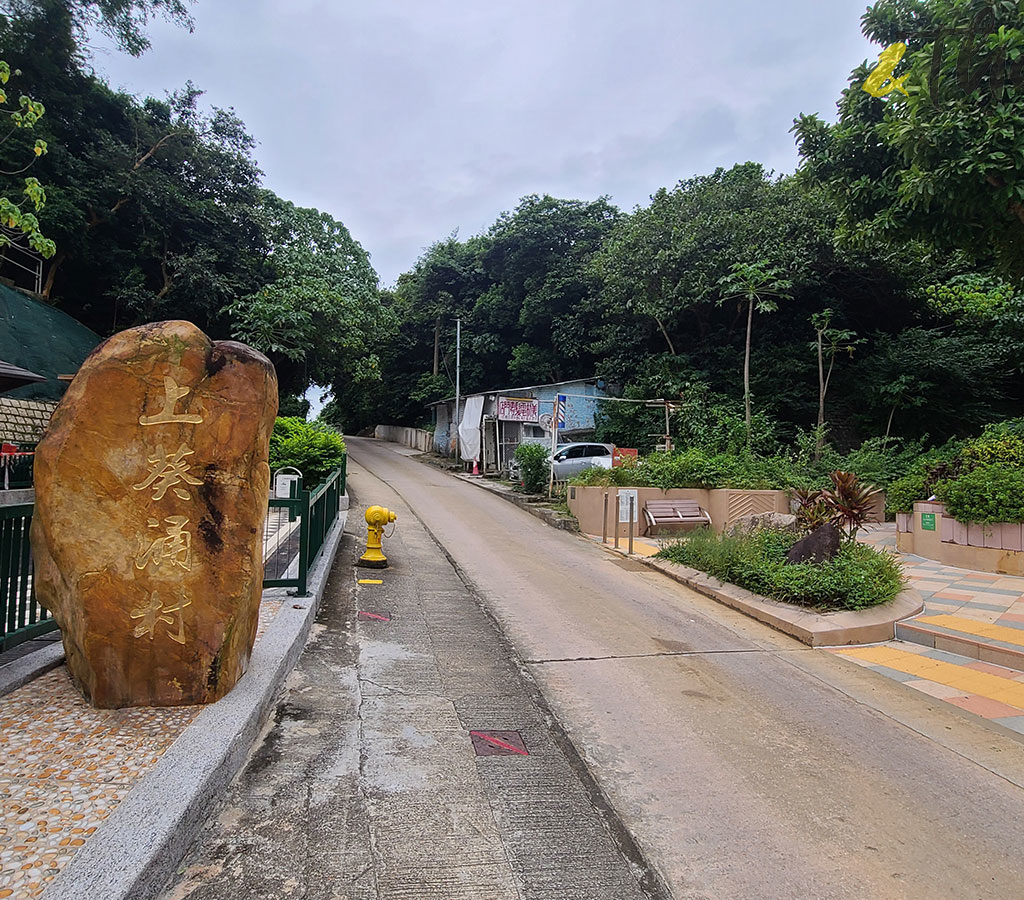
<box><xmin>469</xmin><ymin>730</ymin><xmax>529</xmax><ymax>757</ymax></box>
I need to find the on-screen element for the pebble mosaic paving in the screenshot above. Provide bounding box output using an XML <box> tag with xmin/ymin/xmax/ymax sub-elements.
<box><xmin>0</xmin><ymin>599</ymin><xmax>282</xmax><ymax>899</ymax></box>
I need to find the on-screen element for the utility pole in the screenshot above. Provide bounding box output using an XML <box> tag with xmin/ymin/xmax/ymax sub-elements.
<box><xmin>454</xmin><ymin>318</ymin><xmax>461</xmax><ymax>464</ymax></box>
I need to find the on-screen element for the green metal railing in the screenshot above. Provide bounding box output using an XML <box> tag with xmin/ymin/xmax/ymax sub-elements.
<box><xmin>262</xmin><ymin>457</ymin><xmax>346</xmax><ymax>595</ymax></box>
<box><xmin>1</xmin><ymin>503</ymin><xmax>56</xmax><ymax>651</ymax></box>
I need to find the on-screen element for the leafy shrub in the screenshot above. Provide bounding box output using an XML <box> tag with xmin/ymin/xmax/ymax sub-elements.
<box><xmin>514</xmin><ymin>442</ymin><xmax>549</xmax><ymax>493</ymax></box>
<box><xmin>269</xmin><ymin>417</ymin><xmax>346</xmax><ymax>487</ymax></box>
<box><xmin>935</xmin><ymin>465</ymin><xmax>1024</xmax><ymax>524</ymax></box>
<box><xmin>886</xmin><ymin>469</ymin><xmax>930</xmax><ymax>514</ymax></box>
<box><xmin>959</xmin><ymin>419</ymin><xmax>1024</xmax><ymax>470</ymax></box>
<box><xmin>822</xmin><ymin>470</ymin><xmax>879</xmax><ymax>541</ymax></box>
<box><xmin>793</xmin><ymin>487</ymin><xmax>830</xmax><ymax>532</ymax></box>
<box><xmin>568</xmin><ymin>447</ymin><xmax>812</xmax><ymax>491</ymax></box>
<box><xmin>572</xmin><ymin>465</ymin><xmax>638</xmax><ymax>487</ymax></box>
<box><xmin>656</xmin><ymin>528</ymin><xmax>905</xmax><ymax>611</ymax></box>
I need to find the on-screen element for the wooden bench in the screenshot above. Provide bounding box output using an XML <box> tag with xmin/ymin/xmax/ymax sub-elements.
<box><xmin>643</xmin><ymin>500</ymin><xmax>712</xmax><ymax>535</ymax></box>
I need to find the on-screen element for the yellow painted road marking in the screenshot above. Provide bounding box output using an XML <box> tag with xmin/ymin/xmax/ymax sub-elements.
<box><xmin>916</xmin><ymin>615</ymin><xmax>1024</xmax><ymax>648</ymax></box>
<box><xmin>630</xmin><ymin>541</ymin><xmax>661</xmax><ymax>558</ymax></box>
<box><xmin>358</xmin><ymin>579</ymin><xmax>383</xmax><ymax>584</ymax></box>
<box><xmin>837</xmin><ymin>646</ymin><xmax>1024</xmax><ymax>708</ymax></box>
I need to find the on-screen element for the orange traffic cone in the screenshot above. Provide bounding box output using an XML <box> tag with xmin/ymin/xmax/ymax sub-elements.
<box><xmin>472</xmin><ymin>458</ymin><xmax>480</xmax><ymax>476</ymax></box>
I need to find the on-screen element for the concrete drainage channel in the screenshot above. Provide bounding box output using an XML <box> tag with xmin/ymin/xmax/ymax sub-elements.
<box><xmin>38</xmin><ymin>505</ymin><xmax>348</xmax><ymax>900</ymax></box>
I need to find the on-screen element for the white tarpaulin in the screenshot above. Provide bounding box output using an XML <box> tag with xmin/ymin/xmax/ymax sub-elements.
<box><xmin>459</xmin><ymin>395</ymin><xmax>485</xmax><ymax>461</ymax></box>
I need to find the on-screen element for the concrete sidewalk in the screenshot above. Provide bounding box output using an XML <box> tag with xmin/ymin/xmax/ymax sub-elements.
<box><xmin>158</xmin><ymin>465</ymin><xmax>658</xmax><ymax>899</ymax></box>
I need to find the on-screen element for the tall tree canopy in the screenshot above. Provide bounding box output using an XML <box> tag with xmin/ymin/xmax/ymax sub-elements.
<box><xmin>0</xmin><ymin>0</ymin><xmax>386</xmax><ymax>405</ymax></box>
<box><xmin>793</xmin><ymin>0</ymin><xmax>1024</xmax><ymax>282</ymax></box>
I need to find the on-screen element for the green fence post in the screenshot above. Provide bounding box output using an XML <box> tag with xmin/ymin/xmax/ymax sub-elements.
<box><xmin>296</xmin><ymin>488</ymin><xmax>311</xmax><ymax>596</ymax></box>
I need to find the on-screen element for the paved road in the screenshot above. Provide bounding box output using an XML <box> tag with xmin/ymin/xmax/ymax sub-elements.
<box><xmin>348</xmin><ymin>436</ymin><xmax>1024</xmax><ymax>900</ymax></box>
<box><xmin>161</xmin><ymin>473</ymin><xmax>654</xmax><ymax>899</ymax></box>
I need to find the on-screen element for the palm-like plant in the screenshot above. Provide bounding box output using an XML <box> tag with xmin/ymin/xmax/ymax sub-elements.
<box><xmin>793</xmin><ymin>487</ymin><xmax>831</xmax><ymax>532</ymax></box>
<box><xmin>821</xmin><ymin>470</ymin><xmax>880</xmax><ymax>542</ymax></box>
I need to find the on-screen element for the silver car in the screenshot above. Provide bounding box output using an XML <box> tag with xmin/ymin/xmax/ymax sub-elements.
<box><xmin>549</xmin><ymin>442</ymin><xmax>614</xmax><ymax>478</ymax></box>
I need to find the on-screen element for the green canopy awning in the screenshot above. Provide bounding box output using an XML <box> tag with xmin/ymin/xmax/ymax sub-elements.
<box><xmin>0</xmin><ymin>284</ymin><xmax>101</xmax><ymax>401</ymax></box>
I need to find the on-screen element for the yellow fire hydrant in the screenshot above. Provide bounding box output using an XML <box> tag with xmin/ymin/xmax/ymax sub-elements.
<box><xmin>357</xmin><ymin>505</ymin><xmax>397</xmax><ymax>568</ymax></box>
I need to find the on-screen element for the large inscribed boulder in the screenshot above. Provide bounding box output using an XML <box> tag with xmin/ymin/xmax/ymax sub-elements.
<box><xmin>31</xmin><ymin>321</ymin><xmax>278</xmax><ymax>708</ymax></box>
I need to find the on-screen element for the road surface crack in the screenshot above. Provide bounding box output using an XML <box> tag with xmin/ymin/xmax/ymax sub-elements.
<box><xmin>526</xmin><ymin>647</ymin><xmax>812</xmax><ymax>663</ymax></box>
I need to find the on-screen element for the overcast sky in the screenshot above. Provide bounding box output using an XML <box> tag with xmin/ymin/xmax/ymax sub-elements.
<box><xmin>93</xmin><ymin>0</ymin><xmax>876</xmax><ymax>287</ymax></box>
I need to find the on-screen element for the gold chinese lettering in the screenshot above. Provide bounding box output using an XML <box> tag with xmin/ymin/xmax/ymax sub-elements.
<box><xmin>129</xmin><ymin>590</ymin><xmax>192</xmax><ymax>644</ymax></box>
<box><xmin>135</xmin><ymin>516</ymin><xmax>193</xmax><ymax>572</ymax></box>
<box><xmin>132</xmin><ymin>444</ymin><xmax>202</xmax><ymax>501</ymax></box>
<box><xmin>139</xmin><ymin>376</ymin><xmax>203</xmax><ymax>426</ymax></box>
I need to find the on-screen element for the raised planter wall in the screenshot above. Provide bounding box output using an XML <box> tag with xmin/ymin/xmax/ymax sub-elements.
<box><xmin>566</xmin><ymin>485</ymin><xmax>790</xmax><ymax>539</ymax></box>
<box><xmin>897</xmin><ymin>501</ymin><xmax>1024</xmax><ymax>575</ymax></box>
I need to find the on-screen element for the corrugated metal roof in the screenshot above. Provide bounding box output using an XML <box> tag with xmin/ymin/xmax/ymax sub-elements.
<box><xmin>426</xmin><ymin>377</ymin><xmax>601</xmax><ymax>406</ymax></box>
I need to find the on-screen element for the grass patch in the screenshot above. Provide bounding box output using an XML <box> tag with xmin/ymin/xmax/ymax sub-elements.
<box><xmin>655</xmin><ymin>529</ymin><xmax>905</xmax><ymax>611</ymax></box>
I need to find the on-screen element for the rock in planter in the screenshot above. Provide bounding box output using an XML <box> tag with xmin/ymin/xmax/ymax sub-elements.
<box><xmin>785</xmin><ymin>523</ymin><xmax>843</xmax><ymax>565</ymax></box>
<box><xmin>31</xmin><ymin>321</ymin><xmax>278</xmax><ymax>708</ymax></box>
<box><xmin>728</xmin><ymin>512</ymin><xmax>799</xmax><ymax>536</ymax></box>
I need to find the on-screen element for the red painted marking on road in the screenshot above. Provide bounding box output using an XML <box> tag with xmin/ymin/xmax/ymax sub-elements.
<box><xmin>359</xmin><ymin>611</ymin><xmax>391</xmax><ymax>622</ymax></box>
<box><xmin>469</xmin><ymin>731</ymin><xmax>529</xmax><ymax>756</ymax></box>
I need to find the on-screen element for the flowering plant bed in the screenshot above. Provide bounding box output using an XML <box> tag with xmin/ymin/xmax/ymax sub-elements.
<box><xmin>656</xmin><ymin>528</ymin><xmax>904</xmax><ymax>612</ymax></box>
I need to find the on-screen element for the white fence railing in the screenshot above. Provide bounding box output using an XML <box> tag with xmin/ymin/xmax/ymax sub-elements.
<box><xmin>374</xmin><ymin>425</ymin><xmax>433</xmax><ymax>452</ymax></box>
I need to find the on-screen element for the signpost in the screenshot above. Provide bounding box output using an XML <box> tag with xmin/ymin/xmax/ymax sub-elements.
<box><xmin>547</xmin><ymin>394</ymin><xmax>567</xmax><ymax>498</ymax></box>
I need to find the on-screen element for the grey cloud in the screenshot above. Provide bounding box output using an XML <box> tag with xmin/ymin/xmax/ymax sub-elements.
<box><xmin>94</xmin><ymin>0</ymin><xmax>874</xmax><ymax>284</ymax></box>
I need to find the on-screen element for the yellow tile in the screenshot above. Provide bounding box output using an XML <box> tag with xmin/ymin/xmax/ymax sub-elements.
<box><xmin>843</xmin><ymin>646</ymin><xmax>1024</xmax><ymax>704</ymax></box>
<box><xmin>917</xmin><ymin>615</ymin><xmax>1024</xmax><ymax>647</ymax></box>
<box><xmin>357</xmin><ymin>579</ymin><xmax>383</xmax><ymax>585</ymax></box>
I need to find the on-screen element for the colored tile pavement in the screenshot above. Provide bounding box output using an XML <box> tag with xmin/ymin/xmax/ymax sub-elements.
<box><xmin>834</xmin><ymin>640</ymin><xmax>1024</xmax><ymax>736</ymax></box>
<box><xmin>859</xmin><ymin>524</ymin><xmax>1024</xmax><ymax>627</ymax></box>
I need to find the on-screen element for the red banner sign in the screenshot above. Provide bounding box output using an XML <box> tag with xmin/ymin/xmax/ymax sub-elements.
<box><xmin>612</xmin><ymin>447</ymin><xmax>638</xmax><ymax>467</ymax></box>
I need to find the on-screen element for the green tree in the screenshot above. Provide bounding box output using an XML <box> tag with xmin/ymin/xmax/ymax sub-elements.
<box><xmin>809</xmin><ymin>308</ymin><xmax>862</xmax><ymax>459</ymax></box>
<box><xmin>716</xmin><ymin>262</ymin><xmax>792</xmax><ymax>450</ymax></box>
<box><xmin>0</xmin><ymin>59</ymin><xmax>53</xmax><ymax>259</ymax></box>
<box><xmin>793</xmin><ymin>0</ymin><xmax>1024</xmax><ymax>282</ymax></box>
<box><xmin>1</xmin><ymin>0</ymin><xmax>194</xmax><ymax>57</ymax></box>
<box><xmin>228</xmin><ymin>193</ymin><xmax>392</xmax><ymax>397</ymax></box>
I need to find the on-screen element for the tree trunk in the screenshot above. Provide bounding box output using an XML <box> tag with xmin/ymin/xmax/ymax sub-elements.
<box><xmin>815</xmin><ymin>327</ymin><xmax>825</xmax><ymax>461</ymax></box>
<box><xmin>655</xmin><ymin>316</ymin><xmax>677</xmax><ymax>356</ymax></box>
<box><xmin>41</xmin><ymin>250</ymin><xmax>65</xmax><ymax>300</ymax></box>
<box><xmin>744</xmin><ymin>297</ymin><xmax>753</xmax><ymax>451</ymax></box>
<box><xmin>433</xmin><ymin>316</ymin><xmax>440</xmax><ymax>376</ymax></box>
<box><xmin>884</xmin><ymin>404</ymin><xmax>897</xmax><ymax>442</ymax></box>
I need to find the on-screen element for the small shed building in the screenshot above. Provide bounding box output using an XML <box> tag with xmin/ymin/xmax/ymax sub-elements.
<box><xmin>429</xmin><ymin>378</ymin><xmax>608</xmax><ymax>473</ymax></box>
